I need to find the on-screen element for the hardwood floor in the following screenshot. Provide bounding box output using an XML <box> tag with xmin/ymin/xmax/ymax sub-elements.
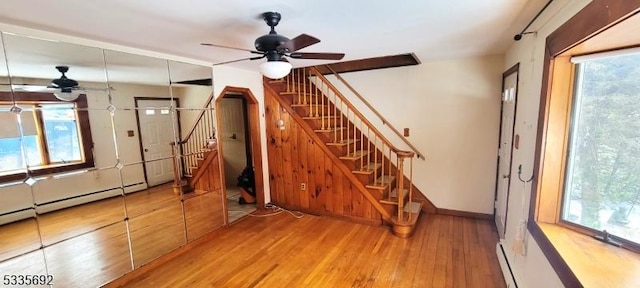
<box><xmin>0</xmin><ymin>183</ymin><xmax>225</xmax><ymax>287</ymax></box>
<box><xmin>113</xmin><ymin>213</ymin><xmax>505</xmax><ymax>288</ymax></box>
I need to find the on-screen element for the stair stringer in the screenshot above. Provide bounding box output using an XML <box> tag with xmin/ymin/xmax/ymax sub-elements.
<box><xmin>188</xmin><ymin>149</ymin><xmax>222</xmax><ymax>193</ymax></box>
<box><xmin>264</xmin><ymin>82</ymin><xmax>393</xmax><ymax>222</ymax></box>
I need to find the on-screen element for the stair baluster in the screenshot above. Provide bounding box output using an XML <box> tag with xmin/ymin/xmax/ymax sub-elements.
<box><xmin>269</xmin><ymin>67</ymin><xmax>422</xmax><ymax>237</ymax></box>
<box><xmin>176</xmin><ymin>92</ymin><xmax>216</xmax><ymax>177</ymax></box>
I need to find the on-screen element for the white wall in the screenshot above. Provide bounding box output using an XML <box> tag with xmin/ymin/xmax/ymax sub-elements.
<box><xmin>175</xmin><ymin>85</ymin><xmax>214</xmax><ymax>140</ymax></box>
<box><xmin>218</xmin><ymin>98</ymin><xmax>248</xmax><ymax>187</ymax></box>
<box><xmin>328</xmin><ymin>55</ymin><xmax>504</xmax><ymax>214</ymax></box>
<box><xmin>211</xmin><ymin>65</ymin><xmax>270</xmax><ymax>203</ymax></box>
<box><xmin>501</xmin><ymin>0</ymin><xmax>592</xmax><ymax>287</ymax></box>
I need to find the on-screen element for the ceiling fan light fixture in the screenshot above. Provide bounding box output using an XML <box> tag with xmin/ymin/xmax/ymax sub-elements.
<box><xmin>53</xmin><ymin>91</ymin><xmax>80</xmax><ymax>101</ymax></box>
<box><xmin>259</xmin><ymin>61</ymin><xmax>292</xmax><ymax>79</ymax></box>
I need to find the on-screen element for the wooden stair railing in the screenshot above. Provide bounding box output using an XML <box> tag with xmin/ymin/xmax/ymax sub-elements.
<box><xmin>178</xmin><ymin>92</ymin><xmax>216</xmax><ymax>177</ymax></box>
<box><xmin>170</xmin><ymin>92</ymin><xmax>217</xmax><ymax>193</ymax></box>
<box><xmin>324</xmin><ymin>65</ymin><xmax>426</xmax><ymax>160</ymax></box>
<box><xmin>270</xmin><ymin>66</ymin><xmax>423</xmax><ymax>237</ymax></box>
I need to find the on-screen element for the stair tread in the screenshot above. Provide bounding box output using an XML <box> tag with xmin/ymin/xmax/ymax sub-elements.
<box><xmin>314</xmin><ymin>127</ymin><xmax>345</xmax><ymax>133</ymax></box>
<box><xmin>280</xmin><ymin>91</ymin><xmax>314</xmax><ymax>96</ymax></box>
<box><xmin>391</xmin><ymin>202</ymin><xmax>422</xmax><ymax>227</ymax></box>
<box><xmin>302</xmin><ymin>115</ymin><xmax>339</xmax><ymax>120</ymax></box>
<box><xmin>326</xmin><ymin>139</ymin><xmax>359</xmax><ymax>146</ymax></box>
<box><xmin>403</xmin><ymin>201</ymin><xmax>422</xmax><ymax>214</ymax></box>
<box><xmin>379</xmin><ymin>188</ymin><xmax>409</xmax><ymax>205</ymax></box>
<box><xmin>291</xmin><ymin>104</ymin><xmax>329</xmax><ymax>108</ymax></box>
<box><xmin>352</xmin><ymin>162</ymin><xmax>382</xmax><ymax>174</ymax></box>
<box><xmin>339</xmin><ymin>150</ymin><xmax>369</xmax><ymax>160</ymax></box>
<box><xmin>366</xmin><ymin>175</ymin><xmax>396</xmax><ymax>189</ymax></box>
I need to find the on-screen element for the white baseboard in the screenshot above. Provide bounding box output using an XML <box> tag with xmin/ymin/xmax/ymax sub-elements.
<box><xmin>0</xmin><ymin>209</ymin><xmax>36</xmax><ymax>226</ymax></box>
<box><xmin>35</xmin><ymin>182</ymin><xmax>147</xmax><ymax>214</ymax></box>
<box><xmin>497</xmin><ymin>241</ymin><xmax>519</xmax><ymax>288</ymax></box>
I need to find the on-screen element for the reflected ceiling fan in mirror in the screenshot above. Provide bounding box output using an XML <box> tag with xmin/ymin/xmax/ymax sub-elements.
<box><xmin>11</xmin><ymin>65</ymin><xmax>112</xmax><ymax>101</ymax></box>
<box><xmin>201</xmin><ymin>12</ymin><xmax>345</xmax><ymax>79</ymax></box>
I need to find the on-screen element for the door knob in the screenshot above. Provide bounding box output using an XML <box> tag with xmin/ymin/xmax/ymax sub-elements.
<box><xmin>144</xmin><ymin>148</ymin><xmax>149</xmax><ymax>152</ymax></box>
<box><xmin>503</xmin><ymin>174</ymin><xmax>510</xmax><ymax>178</ymax></box>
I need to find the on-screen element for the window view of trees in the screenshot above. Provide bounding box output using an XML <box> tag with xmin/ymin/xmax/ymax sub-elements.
<box><xmin>563</xmin><ymin>53</ymin><xmax>640</xmax><ymax>244</ymax></box>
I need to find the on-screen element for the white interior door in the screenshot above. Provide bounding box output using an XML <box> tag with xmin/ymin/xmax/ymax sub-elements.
<box><xmin>137</xmin><ymin>99</ymin><xmax>178</xmax><ymax>187</ymax></box>
<box><xmin>495</xmin><ymin>70</ymin><xmax>518</xmax><ymax>239</ymax></box>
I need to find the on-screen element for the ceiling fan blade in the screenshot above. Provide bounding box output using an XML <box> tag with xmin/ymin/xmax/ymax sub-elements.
<box><xmin>78</xmin><ymin>86</ymin><xmax>115</xmax><ymax>92</ymax></box>
<box><xmin>201</xmin><ymin>43</ymin><xmax>262</xmax><ymax>55</ymax></box>
<box><xmin>11</xmin><ymin>84</ymin><xmax>54</xmax><ymax>92</ymax></box>
<box><xmin>211</xmin><ymin>55</ymin><xmax>266</xmax><ymax>66</ymax></box>
<box><xmin>288</xmin><ymin>52</ymin><xmax>345</xmax><ymax>60</ymax></box>
<box><xmin>277</xmin><ymin>34</ymin><xmax>320</xmax><ymax>52</ymax></box>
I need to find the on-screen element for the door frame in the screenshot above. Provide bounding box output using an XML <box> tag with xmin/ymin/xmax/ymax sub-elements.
<box><xmin>215</xmin><ymin>86</ymin><xmax>265</xmax><ymax>221</ymax></box>
<box><xmin>493</xmin><ymin>63</ymin><xmax>520</xmax><ymax>238</ymax></box>
<box><xmin>134</xmin><ymin>97</ymin><xmax>182</xmax><ymax>187</ymax></box>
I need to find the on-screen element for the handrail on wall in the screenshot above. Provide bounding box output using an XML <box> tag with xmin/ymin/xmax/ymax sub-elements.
<box><xmin>323</xmin><ymin>65</ymin><xmax>426</xmax><ymax>160</ymax></box>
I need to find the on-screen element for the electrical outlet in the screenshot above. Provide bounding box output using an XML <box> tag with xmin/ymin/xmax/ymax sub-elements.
<box><xmin>300</xmin><ymin>183</ymin><xmax>306</xmax><ymax>191</ymax></box>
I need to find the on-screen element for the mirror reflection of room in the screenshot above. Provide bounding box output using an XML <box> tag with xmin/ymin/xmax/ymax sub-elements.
<box><xmin>0</xmin><ymin>31</ymin><xmax>225</xmax><ymax>287</ymax></box>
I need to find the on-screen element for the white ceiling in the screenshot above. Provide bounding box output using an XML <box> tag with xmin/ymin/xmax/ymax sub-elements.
<box><xmin>0</xmin><ymin>0</ymin><xmax>548</xmax><ymax>76</ymax></box>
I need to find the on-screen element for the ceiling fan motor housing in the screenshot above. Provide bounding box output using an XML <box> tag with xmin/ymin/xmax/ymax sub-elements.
<box><xmin>254</xmin><ymin>34</ymin><xmax>289</xmax><ymax>54</ymax></box>
<box><xmin>51</xmin><ymin>77</ymin><xmax>78</xmax><ymax>89</ymax></box>
<box><xmin>254</xmin><ymin>11</ymin><xmax>289</xmax><ymax>56</ymax></box>
<box><xmin>51</xmin><ymin>65</ymin><xmax>79</xmax><ymax>89</ymax></box>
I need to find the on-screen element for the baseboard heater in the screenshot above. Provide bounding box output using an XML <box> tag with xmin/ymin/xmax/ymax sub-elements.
<box><xmin>36</xmin><ymin>182</ymin><xmax>147</xmax><ymax>214</ymax></box>
<box><xmin>496</xmin><ymin>242</ymin><xmax>518</xmax><ymax>288</ymax></box>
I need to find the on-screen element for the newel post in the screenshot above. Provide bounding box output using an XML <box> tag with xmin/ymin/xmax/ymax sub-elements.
<box><xmin>170</xmin><ymin>141</ymin><xmax>180</xmax><ymax>194</ymax></box>
<box><xmin>396</xmin><ymin>150</ymin><xmax>415</xmax><ymax>222</ymax></box>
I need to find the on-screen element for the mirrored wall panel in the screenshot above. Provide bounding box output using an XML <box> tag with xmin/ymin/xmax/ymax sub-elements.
<box><xmin>0</xmin><ymin>184</ymin><xmax>39</xmax><ymax>262</ymax></box>
<box><xmin>0</xmin><ymin>35</ymin><xmax>8</xmax><ymax>92</ymax></box>
<box><xmin>0</xmin><ymin>29</ymin><xmax>224</xmax><ymax>287</ymax></box>
<box><xmin>43</xmin><ymin>221</ymin><xmax>132</xmax><ymax>287</ymax></box>
<box><xmin>0</xmin><ymin>250</ymin><xmax>47</xmax><ymax>286</ymax></box>
<box><xmin>168</xmin><ymin>60</ymin><xmax>224</xmax><ymax>238</ymax></box>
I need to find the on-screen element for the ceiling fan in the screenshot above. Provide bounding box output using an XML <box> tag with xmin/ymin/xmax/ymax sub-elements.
<box><xmin>11</xmin><ymin>66</ymin><xmax>112</xmax><ymax>101</ymax></box>
<box><xmin>201</xmin><ymin>12</ymin><xmax>345</xmax><ymax>78</ymax></box>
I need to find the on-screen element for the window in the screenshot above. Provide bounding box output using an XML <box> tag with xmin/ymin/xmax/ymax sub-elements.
<box><xmin>529</xmin><ymin>1</ymin><xmax>640</xmax><ymax>286</ymax></box>
<box><xmin>0</xmin><ymin>92</ymin><xmax>94</xmax><ymax>181</ymax></box>
<box><xmin>562</xmin><ymin>53</ymin><xmax>640</xmax><ymax>245</ymax></box>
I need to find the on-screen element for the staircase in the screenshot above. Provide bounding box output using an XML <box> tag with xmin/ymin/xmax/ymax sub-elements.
<box><xmin>264</xmin><ymin>66</ymin><xmax>424</xmax><ymax>238</ymax></box>
<box><xmin>171</xmin><ymin>93</ymin><xmax>221</xmax><ymax>194</ymax></box>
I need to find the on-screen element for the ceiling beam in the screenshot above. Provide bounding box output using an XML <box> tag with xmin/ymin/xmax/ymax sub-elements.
<box><xmin>311</xmin><ymin>53</ymin><xmax>420</xmax><ymax>75</ymax></box>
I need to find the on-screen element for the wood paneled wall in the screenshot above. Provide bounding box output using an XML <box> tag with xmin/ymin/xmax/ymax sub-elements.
<box><xmin>264</xmin><ymin>90</ymin><xmax>382</xmax><ymax>224</ymax></box>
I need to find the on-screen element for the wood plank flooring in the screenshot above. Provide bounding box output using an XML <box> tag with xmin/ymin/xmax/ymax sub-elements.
<box><xmin>113</xmin><ymin>213</ymin><xmax>505</xmax><ymax>288</ymax></box>
<box><xmin>0</xmin><ymin>183</ymin><xmax>226</xmax><ymax>287</ymax></box>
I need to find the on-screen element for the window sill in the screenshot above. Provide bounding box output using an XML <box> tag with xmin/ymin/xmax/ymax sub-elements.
<box><xmin>0</xmin><ymin>162</ymin><xmax>94</xmax><ymax>183</ymax></box>
<box><xmin>537</xmin><ymin>222</ymin><xmax>640</xmax><ymax>287</ymax></box>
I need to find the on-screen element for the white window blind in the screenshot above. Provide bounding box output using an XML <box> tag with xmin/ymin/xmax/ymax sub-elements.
<box><xmin>570</xmin><ymin>46</ymin><xmax>640</xmax><ymax>63</ymax></box>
